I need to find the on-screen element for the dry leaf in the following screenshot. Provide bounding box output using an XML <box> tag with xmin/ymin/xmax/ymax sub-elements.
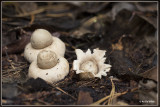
<box><xmin>2</xmin><ymin>34</ymin><xmax>30</xmax><ymax>55</ymax></box>
<box><xmin>112</xmin><ymin>35</ymin><xmax>125</xmax><ymax>51</ymax></box>
<box><xmin>135</xmin><ymin>2</ymin><xmax>157</xmax><ymax>12</ymax></box>
<box><xmin>140</xmin><ymin>66</ymin><xmax>157</xmax><ymax>82</ymax></box>
<box><xmin>111</xmin><ymin>2</ymin><xmax>135</xmax><ymax>20</ymax></box>
<box><xmin>139</xmin><ymin>79</ymin><xmax>157</xmax><ymax>105</ymax></box>
<box><xmin>71</xmin><ymin>28</ymin><xmax>92</xmax><ymax>38</ymax></box>
<box><xmin>77</xmin><ymin>90</ymin><xmax>93</xmax><ymax>105</ymax></box>
<box><xmin>14</xmin><ymin>2</ymin><xmax>37</xmax><ymax>14</ymax></box>
<box><xmin>116</xmin><ymin>101</ymin><xmax>128</xmax><ymax>105</ymax></box>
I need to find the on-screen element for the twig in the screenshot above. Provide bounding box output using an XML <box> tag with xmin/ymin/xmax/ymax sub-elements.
<box><xmin>14</xmin><ymin>6</ymin><xmax>69</xmax><ymax>17</ymax></box>
<box><xmin>46</xmin><ymin>13</ymin><xmax>74</xmax><ymax>19</ymax></box>
<box><xmin>55</xmin><ymin>87</ymin><xmax>77</xmax><ymax>100</ymax></box>
<box><xmin>79</xmin><ymin>81</ymin><xmax>94</xmax><ymax>88</ymax></box>
<box><xmin>29</xmin><ymin>14</ymin><xmax>35</xmax><ymax>25</ymax></box>
<box><xmin>2</xmin><ymin>18</ymin><xmax>13</xmax><ymax>21</ymax></box>
<box><xmin>15</xmin><ymin>8</ymin><xmax>45</xmax><ymax>17</ymax></box>
<box><xmin>3</xmin><ymin>64</ymin><xmax>28</xmax><ymax>73</ymax></box>
<box><xmin>37</xmin><ymin>99</ymin><xmax>51</xmax><ymax>105</ymax></box>
<box><xmin>65</xmin><ymin>43</ymin><xmax>76</xmax><ymax>50</ymax></box>
<box><xmin>3</xmin><ymin>48</ymin><xmax>15</xmax><ymax>76</ymax></box>
<box><xmin>91</xmin><ymin>87</ymin><xmax>138</xmax><ymax>105</ymax></box>
<box><xmin>17</xmin><ymin>85</ymin><xmax>28</xmax><ymax>92</ymax></box>
<box><xmin>107</xmin><ymin>78</ymin><xmax>115</xmax><ymax>105</ymax></box>
<box><xmin>49</xmin><ymin>83</ymin><xmax>76</xmax><ymax>100</ymax></box>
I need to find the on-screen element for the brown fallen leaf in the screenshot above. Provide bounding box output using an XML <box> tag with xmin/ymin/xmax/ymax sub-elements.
<box><xmin>77</xmin><ymin>90</ymin><xmax>93</xmax><ymax>105</ymax></box>
<box><xmin>136</xmin><ymin>12</ymin><xmax>157</xmax><ymax>29</ymax></box>
<box><xmin>116</xmin><ymin>101</ymin><xmax>128</xmax><ymax>105</ymax></box>
<box><xmin>83</xmin><ymin>2</ymin><xmax>109</xmax><ymax>13</ymax></box>
<box><xmin>2</xmin><ymin>34</ymin><xmax>30</xmax><ymax>55</ymax></box>
<box><xmin>15</xmin><ymin>2</ymin><xmax>37</xmax><ymax>13</ymax></box>
<box><xmin>71</xmin><ymin>28</ymin><xmax>92</xmax><ymax>38</ymax></box>
<box><xmin>135</xmin><ymin>2</ymin><xmax>157</xmax><ymax>12</ymax></box>
<box><xmin>112</xmin><ymin>35</ymin><xmax>125</xmax><ymax>51</ymax></box>
<box><xmin>140</xmin><ymin>66</ymin><xmax>157</xmax><ymax>82</ymax></box>
<box><xmin>139</xmin><ymin>79</ymin><xmax>157</xmax><ymax>105</ymax></box>
<box><xmin>71</xmin><ymin>14</ymin><xmax>107</xmax><ymax>38</ymax></box>
<box><xmin>111</xmin><ymin>2</ymin><xmax>135</xmax><ymax>20</ymax></box>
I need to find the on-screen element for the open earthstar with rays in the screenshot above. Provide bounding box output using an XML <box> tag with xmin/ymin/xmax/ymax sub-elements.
<box><xmin>73</xmin><ymin>49</ymin><xmax>112</xmax><ymax>80</ymax></box>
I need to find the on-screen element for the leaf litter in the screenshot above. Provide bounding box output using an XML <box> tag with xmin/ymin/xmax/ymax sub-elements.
<box><xmin>2</xmin><ymin>2</ymin><xmax>158</xmax><ymax>105</ymax></box>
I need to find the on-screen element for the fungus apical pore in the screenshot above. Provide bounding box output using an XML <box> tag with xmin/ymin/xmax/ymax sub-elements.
<box><xmin>37</xmin><ymin>50</ymin><xmax>58</xmax><ymax>69</ymax></box>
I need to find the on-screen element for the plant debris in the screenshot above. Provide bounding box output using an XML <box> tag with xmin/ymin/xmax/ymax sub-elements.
<box><xmin>77</xmin><ymin>90</ymin><xmax>93</xmax><ymax>105</ymax></box>
<box><xmin>2</xmin><ymin>2</ymin><xmax>158</xmax><ymax>105</ymax></box>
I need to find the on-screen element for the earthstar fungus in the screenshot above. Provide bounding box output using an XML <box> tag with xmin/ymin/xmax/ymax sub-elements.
<box><xmin>24</xmin><ymin>29</ymin><xmax>65</xmax><ymax>63</ymax></box>
<box><xmin>73</xmin><ymin>49</ymin><xmax>111</xmax><ymax>79</ymax></box>
<box><xmin>28</xmin><ymin>50</ymin><xmax>69</xmax><ymax>84</ymax></box>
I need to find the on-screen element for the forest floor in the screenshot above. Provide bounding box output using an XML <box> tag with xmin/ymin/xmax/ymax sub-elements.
<box><xmin>2</xmin><ymin>2</ymin><xmax>158</xmax><ymax>105</ymax></box>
